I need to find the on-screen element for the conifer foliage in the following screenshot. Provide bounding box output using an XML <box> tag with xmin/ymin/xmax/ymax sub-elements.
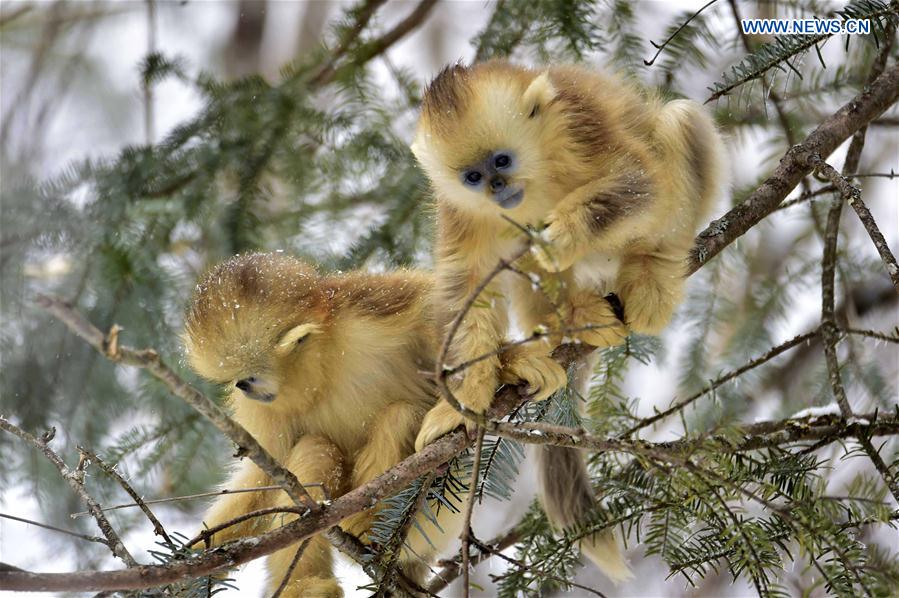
<box><xmin>1</xmin><ymin>0</ymin><xmax>897</xmax><ymax>595</ymax></box>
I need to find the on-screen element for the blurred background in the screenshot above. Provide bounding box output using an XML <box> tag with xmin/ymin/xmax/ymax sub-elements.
<box><xmin>1</xmin><ymin>1</ymin><xmax>896</xmax><ymax>596</ymax></box>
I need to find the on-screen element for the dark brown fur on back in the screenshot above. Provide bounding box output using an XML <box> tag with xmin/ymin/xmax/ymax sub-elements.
<box><xmin>549</xmin><ymin>71</ymin><xmax>612</xmax><ymax>158</ymax></box>
<box><xmin>333</xmin><ymin>273</ymin><xmax>427</xmax><ymax>318</ymax></box>
<box><xmin>587</xmin><ymin>170</ymin><xmax>654</xmax><ymax>233</ymax></box>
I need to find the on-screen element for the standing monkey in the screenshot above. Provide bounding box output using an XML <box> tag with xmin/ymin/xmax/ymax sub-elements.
<box><xmin>411</xmin><ymin>60</ymin><xmax>726</xmax><ymax>581</ymax></box>
<box><xmin>183</xmin><ymin>253</ymin><xmax>460</xmax><ymax>597</ymax></box>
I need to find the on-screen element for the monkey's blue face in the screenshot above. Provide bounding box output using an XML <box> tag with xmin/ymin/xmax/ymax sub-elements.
<box><xmin>459</xmin><ymin>149</ymin><xmax>524</xmax><ymax>209</ymax></box>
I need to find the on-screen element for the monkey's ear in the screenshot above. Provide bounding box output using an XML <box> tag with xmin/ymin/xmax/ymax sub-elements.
<box><xmin>522</xmin><ymin>72</ymin><xmax>555</xmax><ymax>118</ymax></box>
<box><xmin>275</xmin><ymin>323</ymin><xmax>320</xmax><ymax>356</ymax></box>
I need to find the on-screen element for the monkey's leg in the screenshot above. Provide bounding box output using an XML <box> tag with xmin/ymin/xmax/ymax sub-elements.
<box><xmin>616</xmin><ymin>249</ymin><xmax>687</xmax><ymax>335</ymax></box>
<box><xmin>195</xmin><ymin>461</ymin><xmax>272</xmax><ymax>547</ymax></box>
<box><xmin>500</xmin><ymin>266</ymin><xmax>568</xmax><ymax>400</ymax></box>
<box><xmin>416</xmin><ymin>250</ymin><xmax>510</xmax><ymax>449</ymax></box>
<box><xmin>534</xmin><ymin>163</ymin><xmax>655</xmax><ymax>273</ymax></box>
<box><xmin>266</xmin><ymin>434</ymin><xmax>347</xmax><ymax>598</ymax></box>
<box><xmin>343</xmin><ymin>401</ymin><xmax>425</xmax><ymax>537</ymax></box>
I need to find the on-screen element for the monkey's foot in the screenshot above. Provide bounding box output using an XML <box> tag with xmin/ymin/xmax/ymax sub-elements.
<box><xmin>275</xmin><ymin>577</ymin><xmax>343</xmax><ymax>598</ymax></box>
<box><xmin>617</xmin><ymin>280</ymin><xmax>678</xmax><ymax>335</ymax></box>
<box><xmin>340</xmin><ymin>511</ymin><xmax>374</xmax><ymax>540</ymax></box>
<box><xmin>564</xmin><ymin>293</ymin><xmax>628</xmax><ymax>348</ymax></box>
<box><xmin>500</xmin><ymin>345</ymin><xmax>567</xmax><ymax>401</ymax></box>
<box><xmin>415</xmin><ymin>400</ymin><xmax>473</xmax><ymax>452</ymax></box>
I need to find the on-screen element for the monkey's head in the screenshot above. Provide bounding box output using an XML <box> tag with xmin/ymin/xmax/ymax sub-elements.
<box><xmin>183</xmin><ymin>253</ymin><xmax>328</xmax><ymax>406</ymax></box>
<box><xmin>411</xmin><ymin>61</ymin><xmax>565</xmax><ymax>220</ymax></box>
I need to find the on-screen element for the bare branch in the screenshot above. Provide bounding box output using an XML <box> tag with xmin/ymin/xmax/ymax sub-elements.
<box><xmin>0</xmin><ymin>418</ymin><xmax>138</xmax><ymax>567</ymax></box>
<box><xmin>33</xmin><ymin>293</ymin><xmax>318</xmax><ymax>511</ymax></box>
<box><xmin>78</xmin><ymin>448</ymin><xmax>172</xmax><ymax>545</ymax></box>
<box><xmin>808</xmin><ymin>154</ymin><xmax>899</xmax><ymax>293</ymax></box>
<box><xmin>623</xmin><ymin>330</ymin><xmax>820</xmax><ymax>436</ymax></box>
<box><xmin>460</xmin><ymin>426</ymin><xmax>485</xmax><ymax>598</ymax></box>
<box><xmin>72</xmin><ymin>484</ymin><xmax>323</xmax><ymax>518</ymax></box>
<box><xmin>270</xmin><ymin>538</ymin><xmax>311</xmax><ymax>598</ymax></box>
<box><xmin>427</xmin><ymin>527</ymin><xmax>521</xmax><ymax>594</ymax></box>
<box><xmin>688</xmin><ymin>64</ymin><xmax>899</xmax><ymax>273</ymax></box>
<box><xmin>0</xmin><ymin>513</ymin><xmax>108</xmax><ymax>546</ymax></box>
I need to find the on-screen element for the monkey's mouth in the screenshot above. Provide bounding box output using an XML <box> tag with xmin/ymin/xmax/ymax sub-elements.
<box><xmin>493</xmin><ymin>187</ymin><xmax>524</xmax><ymax>209</ymax></box>
<box><xmin>244</xmin><ymin>390</ymin><xmax>276</xmax><ymax>403</ymax></box>
<box><xmin>244</xmin><ymin>392</ymin><xmax>276</xmax><ymax>403</ymax></box>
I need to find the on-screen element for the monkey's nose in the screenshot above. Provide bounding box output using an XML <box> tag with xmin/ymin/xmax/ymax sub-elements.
<box><xmin>490</xmin><ymin>176</ymin><xmax>506</xmax><ymax>193</ymax></box>
<box><xmin>235</xmin><ymin>379</ymin><xmax>252</xmax><ymax>392</ymax></box>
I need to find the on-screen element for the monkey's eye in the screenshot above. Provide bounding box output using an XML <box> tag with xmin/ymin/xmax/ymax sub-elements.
<box><xmin>494</xmin><ymin>153</ymin><xmax>512</xmax><ymax>170</ymax></box>
<box><xmin>462</xmin><ymin>170</ymin><xmax>483</xmax><ymax>186</ymax></box>
<box><xmin>528</xmin><ymin>105</ymin><xmax>539</xmax><ymax>118</ymax></box>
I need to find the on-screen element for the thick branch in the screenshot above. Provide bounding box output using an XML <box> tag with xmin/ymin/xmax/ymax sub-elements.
<box><xmin>488</xmin><ymin>412</ymin><xmax>899</xmax><ymax>455</ymax></box>
<box><xmin>688</xmin><ymin>64</ymin><xmax>899</xmax><ymax>273</ymax></box>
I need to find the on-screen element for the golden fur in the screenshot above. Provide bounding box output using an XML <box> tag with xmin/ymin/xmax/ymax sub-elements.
<box><xmin>411</xmin><ymin>60</ymin><xmax>726</xmax><ymax>581</ymax></box>
<box><xmin>183</xmin><ymin>252</ymin><xmax>460</xmax><ymax>597</ymax></box>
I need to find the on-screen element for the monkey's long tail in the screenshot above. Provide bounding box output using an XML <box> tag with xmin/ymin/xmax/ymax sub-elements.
<box><xmin>535</xmin><ymin>354</ymin><xmax>633</xmax><ymax>583</ymax></box>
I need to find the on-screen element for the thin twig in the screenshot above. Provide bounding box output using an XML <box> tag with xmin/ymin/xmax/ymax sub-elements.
<box><xmin>623</xmin><ymin>330</ymin><xmax>819</xmax><ymax>436</ymax></box>
<box><xmin>643</xmin><ymin>0</ymin><xmax>720</xmax><ymax>66</ymax></box>
<box><xmin>71</xmin><ymin>484</ymin><xmax>323</xmax><ymax>518</ymax></box>
<box><xmin>374</xmin><ymin>472</ymin><xmax>438</xmax><ymax>597</ymax></box>
<box><xmin>0</xmin><ymin>418</ymin><xmax>138</xmax><ymax>567</ymax></box>
<box><xmin>846</xmin><ymin>170</ymin><xmax>897</xmax><ymax>179</ymax></box>
<box><xmin>0</xmin><ymin>513</ymin><xmax>108</xmax><ymax>546</ymax></box>
<box><xmin>843</xmin><ymin>327</ymin><xmax>899</xmax><ymax>343</ymax></box>
<box><xmin>427</xmin><ymin>527</ymin><xmax>521</xmax><ymax>594</ymax></box>
<box><xmin>78</xmin><ymin>448</ymin><xmax>172</xmax><ymax>545</ymax></box>
<box><xmin>808</xmin><ymin>154</ymin><xmax>899</xmax><ymax>293</ymax></box>
<box><xmin>434</xmin><ymin>242</ymin><xmax>533</xmax><ymax>426</ymax></box>
<box><xmin>309</xmin><ymin>0</ymin><xmax>389</xmax><ymax>85</ymax></box>
<box><xmin>471</xmin><ymin>535</ymin><xmax>607</xmax><ymax>597</ymax></box>
<box><xmin>775</xmin><ymin>185</ymin><xmax>837</xmax><ymax>212</ymax></box>
<box><xmin>311</xmin><ymin>0</ymin><xmax>437</xmax><ymax>86</ymax></box>
<box><xmin>185</xmin><ymin>506</ymin><xmax>308</xmax><ymax>550</ymax></box>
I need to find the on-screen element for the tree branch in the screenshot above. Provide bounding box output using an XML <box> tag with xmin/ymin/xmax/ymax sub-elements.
<box><xmin>78</xmin><ymin>448</ymin><xmax>173</xmax><ymax>545</ymax></box>
<box><xmin>808</xmin><ymin>154</ymin><xmax>899</xmax><ymax>293</ymax></box>
<box><xmin>0</xmin><ymin>419</ymin><xmax>138</xmax><ymax>568</ymax></box>
<box><xmin>33</xmin><ymin>294</ymin><xmax>318</xmax><ymax>512</ymax></box>
<box><xmin>688</xmin><ymin>64</ymin><xmax>899</xmax><ymax>273</ymax></box>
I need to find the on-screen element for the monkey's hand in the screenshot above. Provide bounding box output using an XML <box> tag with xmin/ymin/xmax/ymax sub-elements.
<box><xmin>415</xmin><ymin>399</ymin><xmax>472</xmax><ymax>452</ymax></box>
<box><xmin>500</xmin><ymin>343</ymin><xmax>567</xmax><ymax>402</ymax></box>
<box><xmin>532</xmin><ymin>214</ymin><xmax>582</xmax><ymax>273</ymax></box>
<box><xmin>561</xmin><ymin>291</ymin><xmax>628</xmax><ymax>348</ymax></box>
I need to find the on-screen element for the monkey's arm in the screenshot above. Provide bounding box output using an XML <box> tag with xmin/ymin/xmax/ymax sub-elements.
<box><xmin>415</xmin><ymin>207</ymin><xmax>510</xmax><ymax>450</ymax></box>
<box><xmin>267</xmin><ymin>435</ymin><xmax>346</xmax><ymax>597</ymax></box>
<box><xmin>533</xmin><ymin>161</ymin><xmax>655</xmax><ymax>274</ymax></box>
<box><xmin>617</xmin><ymin>100</ymin><xmax>726</xmax><ymax>334</ymax></box>
<box><xmin>195</xmin><ymin>461</ymin><xmax>273</xmax><ymax>547</ymax></box>
<box><xmin>341</xmin><ymin>401</ymin><xmax>424</xmax><ymax>538</ymax></box>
